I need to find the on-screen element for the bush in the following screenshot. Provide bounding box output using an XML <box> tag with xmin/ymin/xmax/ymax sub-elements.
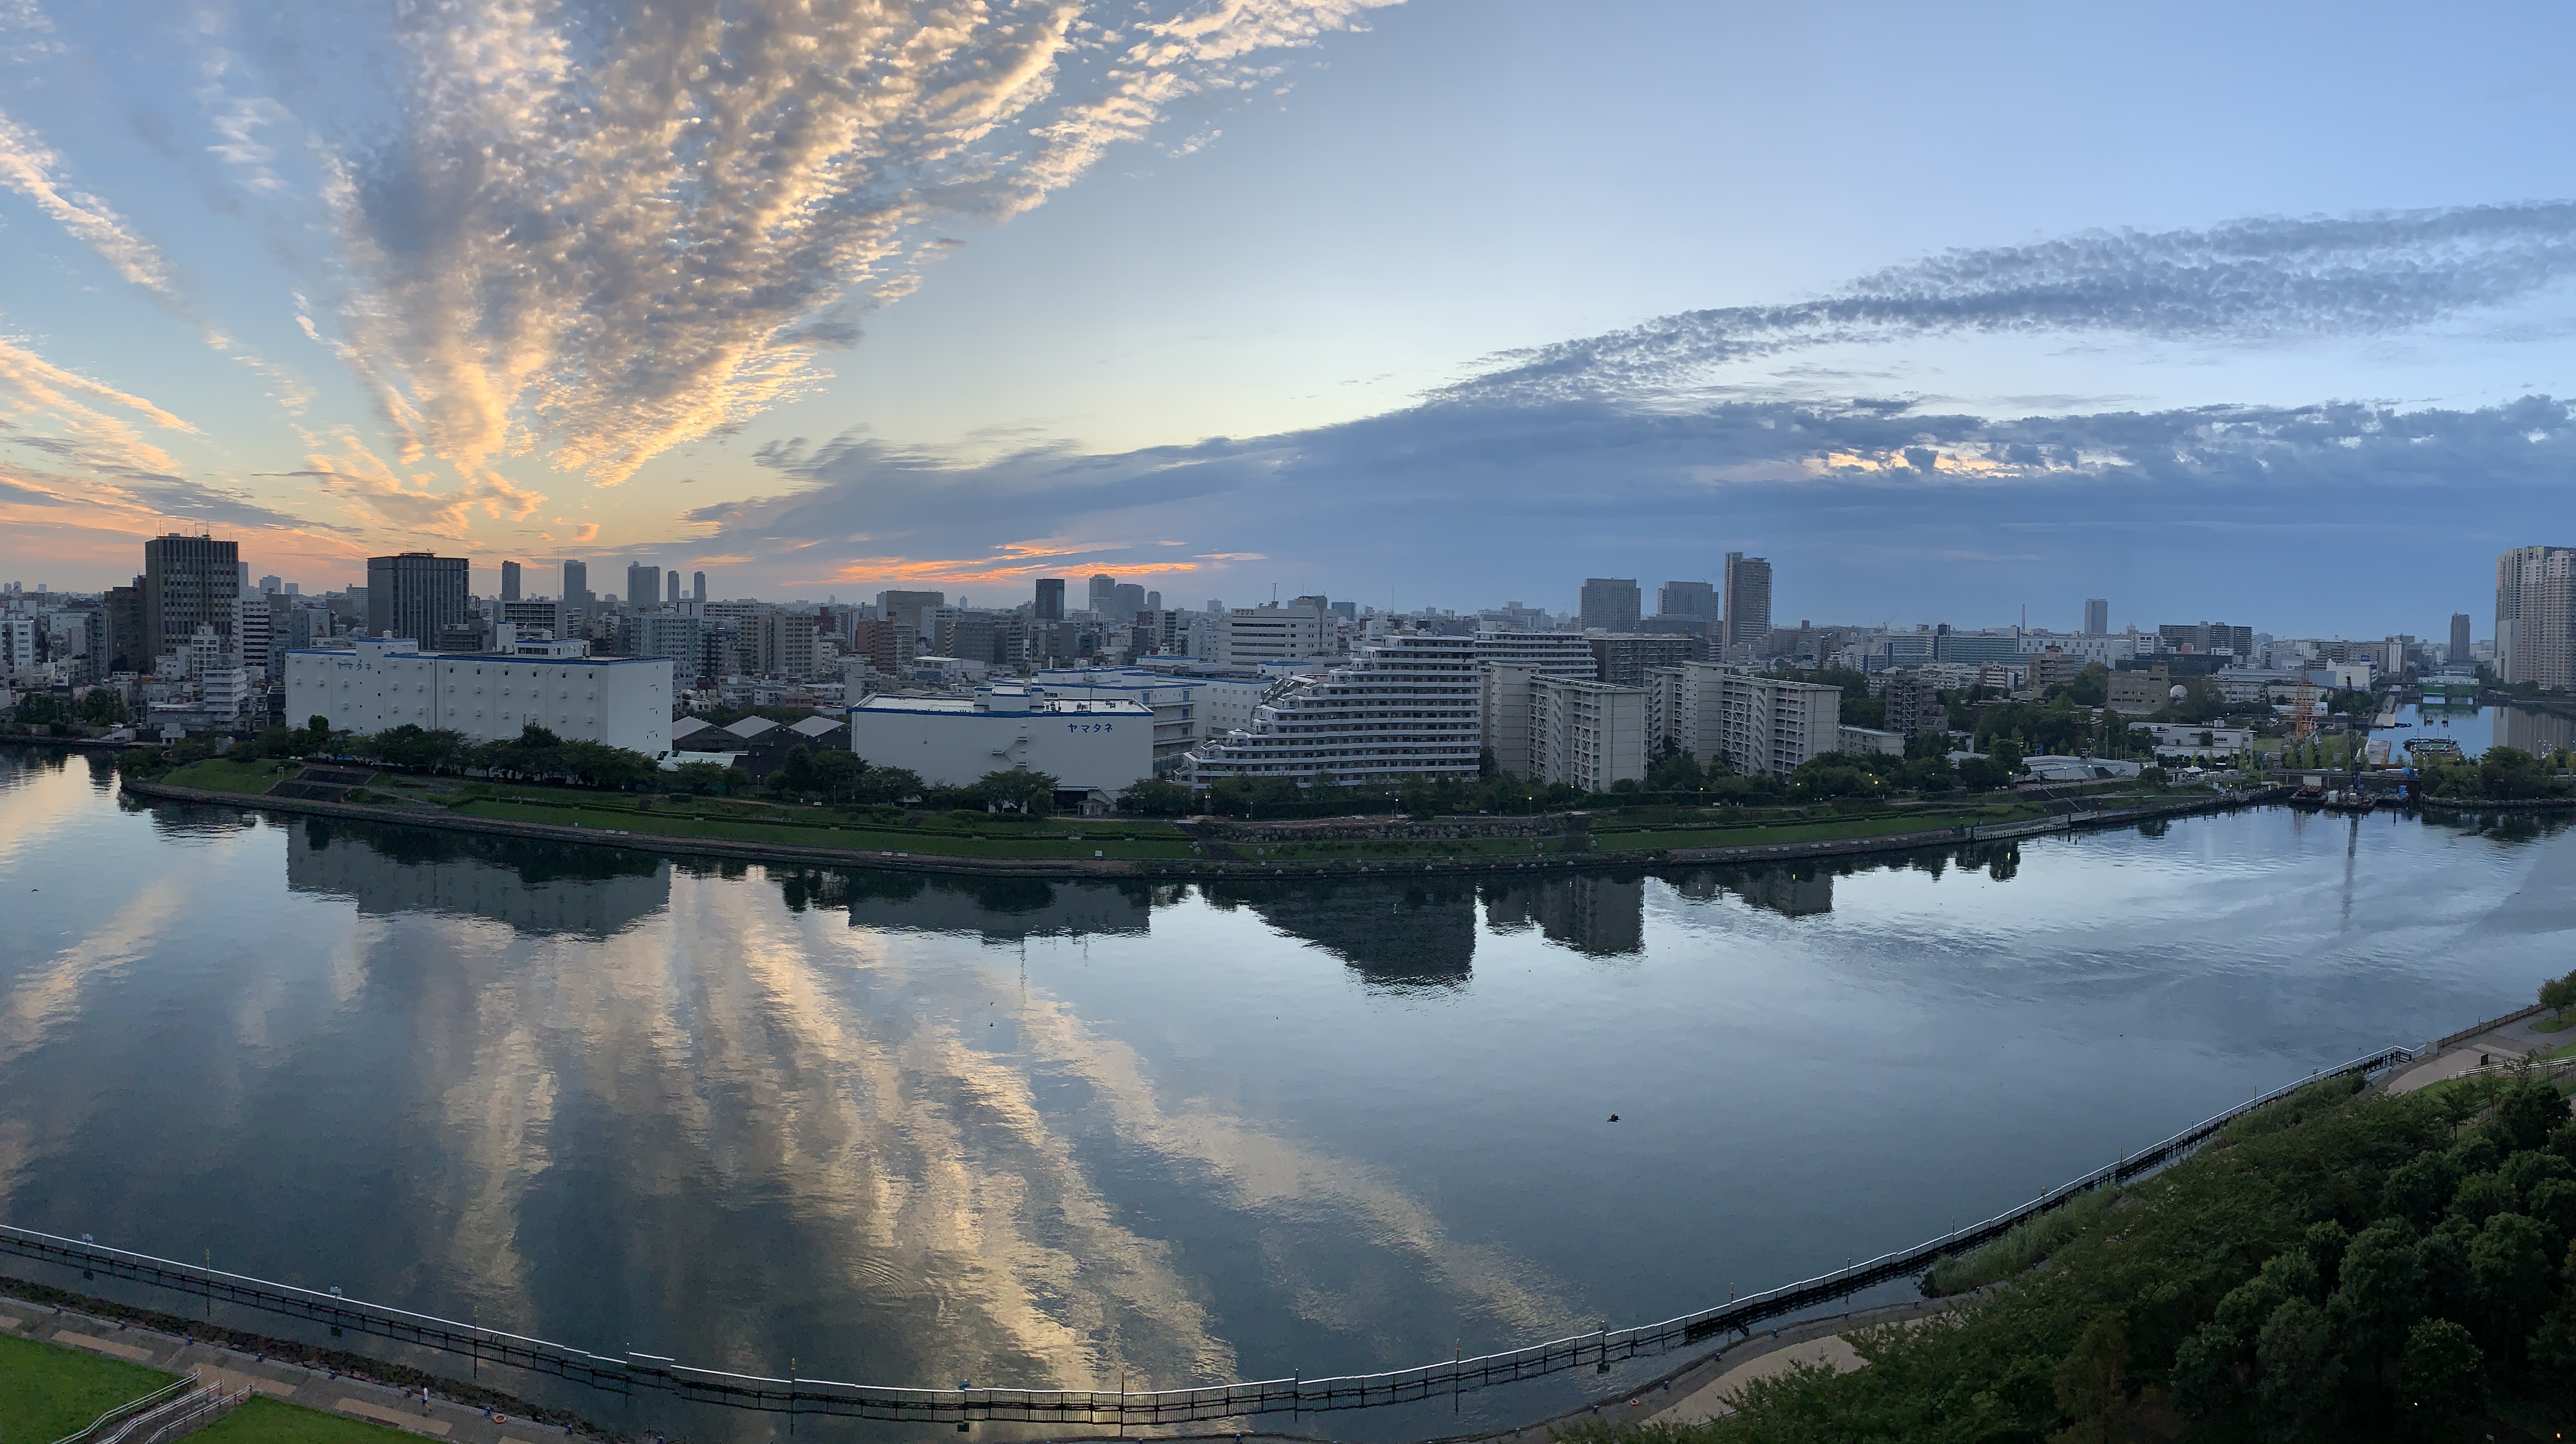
<box><xmin>2541</xmin><ymin>968</ymin><xmax>2576</xmax><ymax>1014</ymax></box>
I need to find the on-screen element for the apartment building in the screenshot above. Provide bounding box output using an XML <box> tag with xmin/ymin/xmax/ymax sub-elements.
<box><xmin>1181</xmin><ymin>633</ymin><xmax>1481</xmax><ymax>787</ymax></box>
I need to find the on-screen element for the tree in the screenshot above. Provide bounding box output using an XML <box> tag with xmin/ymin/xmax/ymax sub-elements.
<box><xmin>2493</xmin><ymin>1078</ymin><xmax>2573</xmax><ymax>1153</ymax></box>
<box><xmin>1645</xmin><ymin>742</ymin><xmax>1703</xmax><ymax>793</ymax></box>
<box><xmin>973</xmin><ymin>767</ymin><xmax>1060</xmax><ymax>814</ymax></box>
<box><xmin>2254</xmin><ymin>1297</ymin><xmax>2341</xmax><ymax>1432</ymax></box>
<box><xmin>2397</xmin><ymin>1317</ymin><xmax>2484</xmax><ymax>1421</ymax></box>
<box><xmin>2540</xmin><ymin>967</ymin><xmax>2576</xmax><ymax>1014</ymax></box>
<box><xmin>2467</xmin><ymin>1212</ymin><xmax>2556</xmax><ymax>1361</ymax></box>
<box><xmin>666</xmin><ymin>761</ymin><xmax>745</xmax><ymax>795</ymax></box>
<box><xmin>2049</xmin><ymin>1311</ymin><xmax>2127</xmax><ymax>1444</ymax></box>
<box><xmin>75</xmin><ymin>688</ymin><xmax>127</xmax><ymax>725</ymax></box>
<box><xmin>1119</xmin><ymin>779</ymin><xmax>1195</xmax><ymax>816</ymax></box>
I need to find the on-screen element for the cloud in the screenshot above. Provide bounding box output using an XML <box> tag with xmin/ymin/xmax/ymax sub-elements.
<box><xmin>0</xmin><ymin>104</ymin><xmax>185</xmax><ymax>297</ymax></box>
<box><xmin>1453</xmin><ymin>202</ymin><xmax>2576</xmax><ymax>403</ymax></box>
<box><xmin>317</xmin><ymin>0</ymin><xmax>1399</xmax><ymax>488</ymax></box>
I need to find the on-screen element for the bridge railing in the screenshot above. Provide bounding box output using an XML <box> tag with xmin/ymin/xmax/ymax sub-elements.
<box><xmin>0</xmin><ymin>1042</ymin><xmax>2425</xmax><ymax>1425</ymax></box>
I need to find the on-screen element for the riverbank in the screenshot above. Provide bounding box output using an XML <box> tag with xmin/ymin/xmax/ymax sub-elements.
<box><xmin>118</xmin><ymin>769</ymin><xmax>2280</xmax><ymax>880</ymax></box>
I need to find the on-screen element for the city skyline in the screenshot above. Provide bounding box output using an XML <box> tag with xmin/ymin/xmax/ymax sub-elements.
<box><xmin>3</xmin><ymin>5</ymin><xmax>2575</xmax><ymax>633</ymax></box>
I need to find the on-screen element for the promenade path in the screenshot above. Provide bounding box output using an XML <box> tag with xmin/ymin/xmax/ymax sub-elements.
<box><xmin>0</xmin><ymin>1293</ymin><xmax>579</xmax><ymax>1443</ymax></box>
<box><xmin>2386</xmin><ymin>1009</ymin><xmax>2567</xmax><ymax>1095</ymax></box>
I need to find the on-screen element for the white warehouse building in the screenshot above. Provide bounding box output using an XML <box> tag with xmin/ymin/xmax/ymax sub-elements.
<box><xmin>850</xmin><ymin>683</ymin><xmax>1154</xmax><ymax>798</ymax></box>
<box><xmin>285</xmin><ymin>635</ymin><xmax>673</xmax><ymax>755</ymax></box>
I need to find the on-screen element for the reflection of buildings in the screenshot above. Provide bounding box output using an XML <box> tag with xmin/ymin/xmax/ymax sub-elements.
<box><xmin>2494</xmin><ymin>705</ymin><xmax>2576</xmax><ymax>757</ymax></box>
<box><xmin>1207</xmin><ymin>880</ymin><xmax>1476</xmax><ymax>990</ymax></box>
<box><xmin>1673</xmin><ymin>865</ymin><xmax>1834</xmax><ymax>918</ymax></box>
<box><xmin>1482</xmin><ymin>875</ymin><xmax>1646</xmax><ymax>956</ymax></box>
<box><xmin>286</xmin><ymin>821</ymin><xmax>671</xmax><ymax>937</ymax></box>
<box><xmin>836</xmin><ymin>873</ymin><xmax>1153</xmax><ymax>943</ymax></box>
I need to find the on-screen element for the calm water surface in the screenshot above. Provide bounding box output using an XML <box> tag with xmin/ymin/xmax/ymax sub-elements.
<box><xmin>3</xmin><ymin>748</ymin><xmax>2573</xmax><ymax>1437</ymax></box>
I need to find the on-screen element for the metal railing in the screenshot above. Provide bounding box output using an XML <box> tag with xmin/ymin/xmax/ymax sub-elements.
<box><xmin>0</xmin><ymin>1041</ymin><xmax>2424</xmax><ymax>1428</ymax></box>
<box><xmin>48</xmin><ymin>1374</ymin><xmax>197</xmax><ymax>1444</ymax></box>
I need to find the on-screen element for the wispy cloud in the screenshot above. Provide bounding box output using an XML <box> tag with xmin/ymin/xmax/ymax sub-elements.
<box><xmin>1454</xmin><ymin>203</ymin><xmax>2576</xmax><ymax>402</ymax></box>
<box><xmin>322</xmin><ymin>0</ymin><xmax>1399</xmax><ymax>488</ymax></box>
<box><xmin>0</xmin><ymin>104</ymin><xmax>183</xmax><ymax>296</ymax></box>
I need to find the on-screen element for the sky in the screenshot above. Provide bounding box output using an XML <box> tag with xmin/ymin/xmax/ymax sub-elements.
<box><xmin>4</xmin><ymin>0</ymin><xmax>2576</xmax><ymax>636</ymax></box>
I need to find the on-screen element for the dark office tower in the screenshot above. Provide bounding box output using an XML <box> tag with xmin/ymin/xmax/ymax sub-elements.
<box><xmin>1034</xmin><ymin>577</ymin><xmax>1066</xmax><ymax>620</ymax></box>
<box><xmin>666</xmin><ymin>571</ymin><xmax>681</xmax><ymax>606</ymax></box>
<box><xmin>561</xmin><ymin>559</ymin><xmax>589</xmax><ymax>619</ymax></box>
<box><xmin>1145</xmin><ymin>590</ymin><xmax>1161</xmax><ymax>611</ymax></box>
<box><xmin>365</xmin><ymin>552</ymin><xmax>470</xmax><ymax>643</ymax></box>
<box><xmin>1578</xmin><ymin>578</ymin><xmax>1640</xmax><ymax>632</ymax></box>
<box><xmin>627</xmin><ymin>561</ymin><xmax>661</xmax><ymax>610</ymax></box>
<box><xmin>2450</xmin><ymin>611</ymin><xmax>2472</xmax><ymax>661</ymax></box>
<box><xmin>1088</xmin><ymin>574</ymin><xmax>1117</xmax><ymax>616</ymax></box>
<box><xmin>693</xmin><ymin>571</ymin><xmax>707</xmax><ymax>603</ymax></box>
<box><xmin>142</xmin><ymin>533</ymin><xmax>241</xmax><ymax>660</ymax></box>
<box><xmin>1656</xmin><ymin>580</ymin><xmax>1717</xmax><ymax>619</ymax></box>
<box><xmin>104</xmin><ymin>581</ymin><xmax>145</xmax><ymax>673</ymax></box>
<box><xmin>1112</xmin><ymin>582</ymin><xmax>1146</xmax><ymax>622</ymax></box>
<box><xmin>2083</xmin><ymin>598</ymin><xmax>2109</xmax><ymax>636</ymax></box>
<box><xmin>1722</xmin><ymin>553</ymin><xmax>1773</xmax><ymax>649</ymax></box>
<box><xmin>500</xmin><ymin>560</ymin><xmax>522</xmax><ymax>601</ymax></box>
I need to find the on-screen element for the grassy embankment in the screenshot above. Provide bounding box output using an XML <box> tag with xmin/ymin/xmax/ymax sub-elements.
<box><xmin>0</xmin><ymin>1330</ymin><xmax>404</xmax><ymax>1442</ymax></box>
<box><xmin>157</xmin><ymin>760</ymin><xmax>2201</xmax><ymax>866</ymax></box>
<box><xmin>1563</xmin><ymin>1067</ymin><xmax>2576</xmax><ymax>1443</ymax></box>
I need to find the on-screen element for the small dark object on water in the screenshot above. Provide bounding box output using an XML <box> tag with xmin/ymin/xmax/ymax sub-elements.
<box><xmin>1608</xmin><ymin>1114</ymin><xmax>1619</xmax><ymax>1122</ymax></box>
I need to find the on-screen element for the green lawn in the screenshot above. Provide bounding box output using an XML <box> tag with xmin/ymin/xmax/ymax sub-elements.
<box><xmin>452</xmin><ymin>797</ymin><xmax>1201</xmax><ymax>859</ymax></box>
<box><xmin>160</xmin><ymin>757</ymin><xmax>297</xmax><ymax>793</ymax></box>
<box><xmin>0</xmin><ymin>1329</ymin><xmax>181</xmax><ymax>1441</ymax></box>
<box><xmin>195</xmin><ymin>1394</ymin><xmax>417</xmax><ymax>1442</ymax></box>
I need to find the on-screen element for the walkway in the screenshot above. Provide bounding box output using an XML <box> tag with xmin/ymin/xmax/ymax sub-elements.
<box><xmin>0</xmin><ymin>1294</ymin><xmax>579</xmax><ymax>1443</ymax></box>
<box><xmin>2386</xmin><ymin>1009</ymin><xmax>2569</xmax><ymax>1095</ymax></box>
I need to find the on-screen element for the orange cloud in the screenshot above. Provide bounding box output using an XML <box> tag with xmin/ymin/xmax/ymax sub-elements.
<box><xmin>796</xmin><ymin>552</ymin><xmax>1199</xmax><ymax>590</ymax></box>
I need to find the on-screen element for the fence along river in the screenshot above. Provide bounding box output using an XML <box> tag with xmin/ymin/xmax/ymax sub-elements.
<box><xmin>0</xmin><ymin>1039</ymin><xmax>2434</xmax><ymax>1429</ymax></box>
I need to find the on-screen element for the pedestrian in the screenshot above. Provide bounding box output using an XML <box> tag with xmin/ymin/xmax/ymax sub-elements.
<box><xmin>422</xmin><ymin>1384</ymin><xmax>432</xmax><ymax>1415</ymax></box>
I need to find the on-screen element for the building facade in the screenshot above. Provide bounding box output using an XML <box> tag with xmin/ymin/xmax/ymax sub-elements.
<box><xmin>1657</xmin><ymin>580</ymin><xmax>1718</xmax><ymax>621</ymax></box>
<box><xmin>1722</xmin><ymin>553</ymin><xmax>1772</xmax><ymax>649</ymax></box>
<box><xmin>1181</xmin><ymin>633</ymin><xmax>1481</xmax><ymax>788</ymax></box>
<box><xmin>1578</xmin><ymin>578</ymin><xmax>1641</xmax><ymax>632</ymax></box>
<box><xmin>2083</xmin><ymin>598</ymin><xmax>2110</xmax><ymax>636</ymax></box>
<box><xmin>1664</xmin><ymin>663</ymin><xmax>1838</xmax><ymax>776</ymax></box>
<box><xmin>367</xmin><ymin>553</ymin><xmax>470</xmax><ymax>644</ymax></box>
<box><xmin>1589</xmin><ymin>631</ymin><xmax>1701</xmax><ymax>685</ymax></box>
<box><xmin>2498</xmin><ymin>545</ymin><xmax>2576</xmax><ymax>690</ymax></box>
<box><xmin>850</xmin><ymin>683</ymin><xmax>1153</xmax><ymax>795</ymax></box>
<box><xmin>1472</xmin><ymin>630</ymin><xmax>1597</xmax><ymax>678</ymax></box>
<box><xmin>143</xmin><ymin>534</ymin><xmax>241</xmax><ymax>662</ymax></box>
<box><xmin>1530</xmin><ymin>675</ymin><xmax>1647</xmax><ymax>791</ymax></box>
<box><xmin>285</xmin><ymin>635</ymin><xmax>672</xmax><ymax>754</ymax></box>
<box><xmin>1219</xmin><ymin>601</ymin><xmax>1333</xmax><ymax>665</ymax></box>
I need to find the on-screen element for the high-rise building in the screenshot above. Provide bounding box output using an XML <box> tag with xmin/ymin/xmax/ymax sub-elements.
<box><xmin>561</xmin><ymin>560</ymin><xmax>589</xmax><ymax>618</ymax></box>
<box><xmin>142</xmin><ymin>533</ymin><xmax>241</xmax><ymax>662</ymax></box>
<box><xmin>1145</xmin><ymin>590</ymin><xmax>1162</xmax><ymax>612</ymax></box>
<box><xmin>1473</xmin><ymin>630</ymin><xmax>1598</xmax><ymax>678</ymax></box>
<box><xmin>693</xmin><ymin>571</ymin><xmax>707</xmax><ymax>603</ymax></box>
<box><xmin>1181</xmin><ymin>634</ymin><xmax>1481</xmax><ymax>787</ymax></box>
<box><xmin>2156</xmin><ymin>622</ymin><xmax>2254</xmax><ymax>657</ymax></box>
<box><xmin>662</xmin><ymin>571</ymin><xmax>677</xmax><ymax>607</ymax></box>
<box><xmin>878</xmin><ymin>590</ymin><xmax>946</xmax><ymax>639</ymax></box>
<box><xmin>1217</xmin><ymin>601</ymin><xmax>1333</xmax><ymax>665</ymax></box>
<box><xmin>103</xmin><ymin>582</ymin><xmax>145</xmax><ymax>673</ymax></box>
<box><xmin>501</xmin><ymin>560</ymin><xmax>523</xmax><ymax>601</ymax></box>
<box><xmin>1034</xmin><ymin>577</ymin><xmax>1066</xmax><ymax>621</ymax></box>
<box><xmin>751</xmin><ymin>612</ymin><xmax>820</xmax><ymax>678</ymax></box>
<box><xmin>1665</xmin><ymin>664</ymin><xmax>1838</xmax><ymax>776</ymax></box>
<box><xmin>258</xmin><ymin>574</ymin><xmax>283</xmax><ymax>595</ymax></box>
<box><xmin>2450</xmin><ymin>612</ymin><xmax>2473</xmax><ymax>662</ymax></box>
<box><xmin>1881</xmin><ymin>671</ymin><xmax>1945</xmax><ymax>738</ymax></box>
<box><xmin>1579</xmin><ymin>578</ymin><xmax>1641</xmax><ymax>632</ymax></box>
<box><xmin>1112</xmin><ymin>582</ymin><xmax>1146</xmax><ymax>622</ymax></box>
<box><xmin>1088</xmin><ymin>574</ymin><xmax>1118</xmax><ymax>618</ymax></box>
<box><xmin>2084</xmin><ymin>598</ymin><xmax>2109</xmax><ymax>636</ymax></box>
<box><xmin>1722</xmin><ymin>553</ymin><xmax>1772</xmax><ymax>650</ymax></box>
<box><xmin>627</xmin><ymin>561</ymin><xmax>661</xmax><ymax>611</ymax></box>
<box><xmin>1588</xmin><ymin>632</ymin><xmax>1700</xmax><ymax>686</ymax></box>
<box><xmin>2498</xmin><ymin>545</ymin><xmax>2576</xmax><ymax>689</ymax></box>
<box><xmin>1656</xmin><ymin>580</ymin><xmax>1718</xmax><ymax>620</ymax></box>
<box><xmin>366</xmin><ymin>552</ymin><xmax>470</xmax><ymax>644</ymax></box>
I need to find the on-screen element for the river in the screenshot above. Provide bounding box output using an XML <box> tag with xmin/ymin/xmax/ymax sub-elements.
<box><xmin>2</xmin><ymin>746</ymin><xmax>2571</xmax><ymax>1439</ymax></box>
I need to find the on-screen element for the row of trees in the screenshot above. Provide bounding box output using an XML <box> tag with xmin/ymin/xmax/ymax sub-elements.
<box><xmin>2417</xmin><ymin>745</ymin><xmax>2571</xmax><ymax>801</ymax></box>
<box><xmin>6</xmin><ymin>689</ymin><xmax>127</xmax><ymax>728</ymax></box>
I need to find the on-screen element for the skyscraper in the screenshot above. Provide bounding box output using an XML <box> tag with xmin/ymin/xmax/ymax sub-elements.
<box><xmin>561</xmin><ymin>560</ymin><xmax>589</xmax><ymax>621</ymax></box>
<box><xmin>365</xmin><ymin>552</ymin><xmax>469</xmax><ymax>644</ymax></box>
<box><xmin>2084</xmin><ymin>598</ymin><xmax>2109</xmax><ymax>636</ymax></box>
<box><xmin>2450</xmin><ymin>612</ymin><xmax>2473</xmax><ymax>663</ymax></box>
<box><xmin>2497</xmin><ymin>545</ymin><xmax>2576</xmax><ymax>689</ymax></box>
<box><xmin>1579</xmin><ymin>578</ymin><xmax>1641</xmax><ymax>632</ymax></box>
<box><xmin>1112</xmin><ymin>582</ymin><xmax>1146</xmax><ymax>622</ymax></box>
<box><xmin>693</xmin><ymin>571</ymin><xmax>707</xmax><ymax>603</ymax></box>
<box><xmin>1722</xmin><ymin>553</ymin><xmax>1772</xmax><ymax>649</ymax></box>
<box><xmin>666</xmin><ymin>570</ymin><xmax>681</xmax><ymax>606</ymax></box>
<box><xmin>1034</xmin><ymin>577</ymin><xmax>1065</xmax><ymax>620</ymax></box>
<box><xmin>1656</xmin><ymin>580</ymin><xmax>1717</xmax><ymax>620</ymax></box>
<box><xmin>627</xmin><ymin>561</ymin><xmax>661</xmax><ymax>611</ymax></box>
<box><xmin>1088</xmin><ymin>574</ymin><xmax>1117</xmax><ymax>617</ymax></box>
<box><xmin>500</xmin><ymin>560</ymin><xmax>522</xmax><ymax>600</ymax></box>
<box><xmin>142</xmin><ymin>533</ymin><xmax>241</xmax><ymax>661</ymax></box>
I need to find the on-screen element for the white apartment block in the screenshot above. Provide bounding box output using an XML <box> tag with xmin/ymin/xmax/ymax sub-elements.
<box><xmin>1669</xmin><ymin>663</ymin><xmax>1841</xmax><ymax>776</ymax></box>
<box><xmin>1531</xmin><ymin>675</ymin><xmax>1646</xmax><ymax>791</ymax></box>
<box><xmin>1473</xmin><ymin>630</ymin><xmax>1597</xmax><ymax>677</ymax></box>
<box><xmin>1182</xmin><ymin>633</ymin><xmax>1481</xmax><ymax>787</ymax></box>
<box><xmin>285</xmin><ymin>635</ymin><xmax>673</xmax><ymax>755</ymax></box>
<box><xmin>850</xmin><ymin>683</ymin><xmax>1154</xmax><ymax>794</ymax></box>
<box><xmin>1216</xmin><ymin>602</ymin><xmax>1335</xmax><ymax>665</ymax></box>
